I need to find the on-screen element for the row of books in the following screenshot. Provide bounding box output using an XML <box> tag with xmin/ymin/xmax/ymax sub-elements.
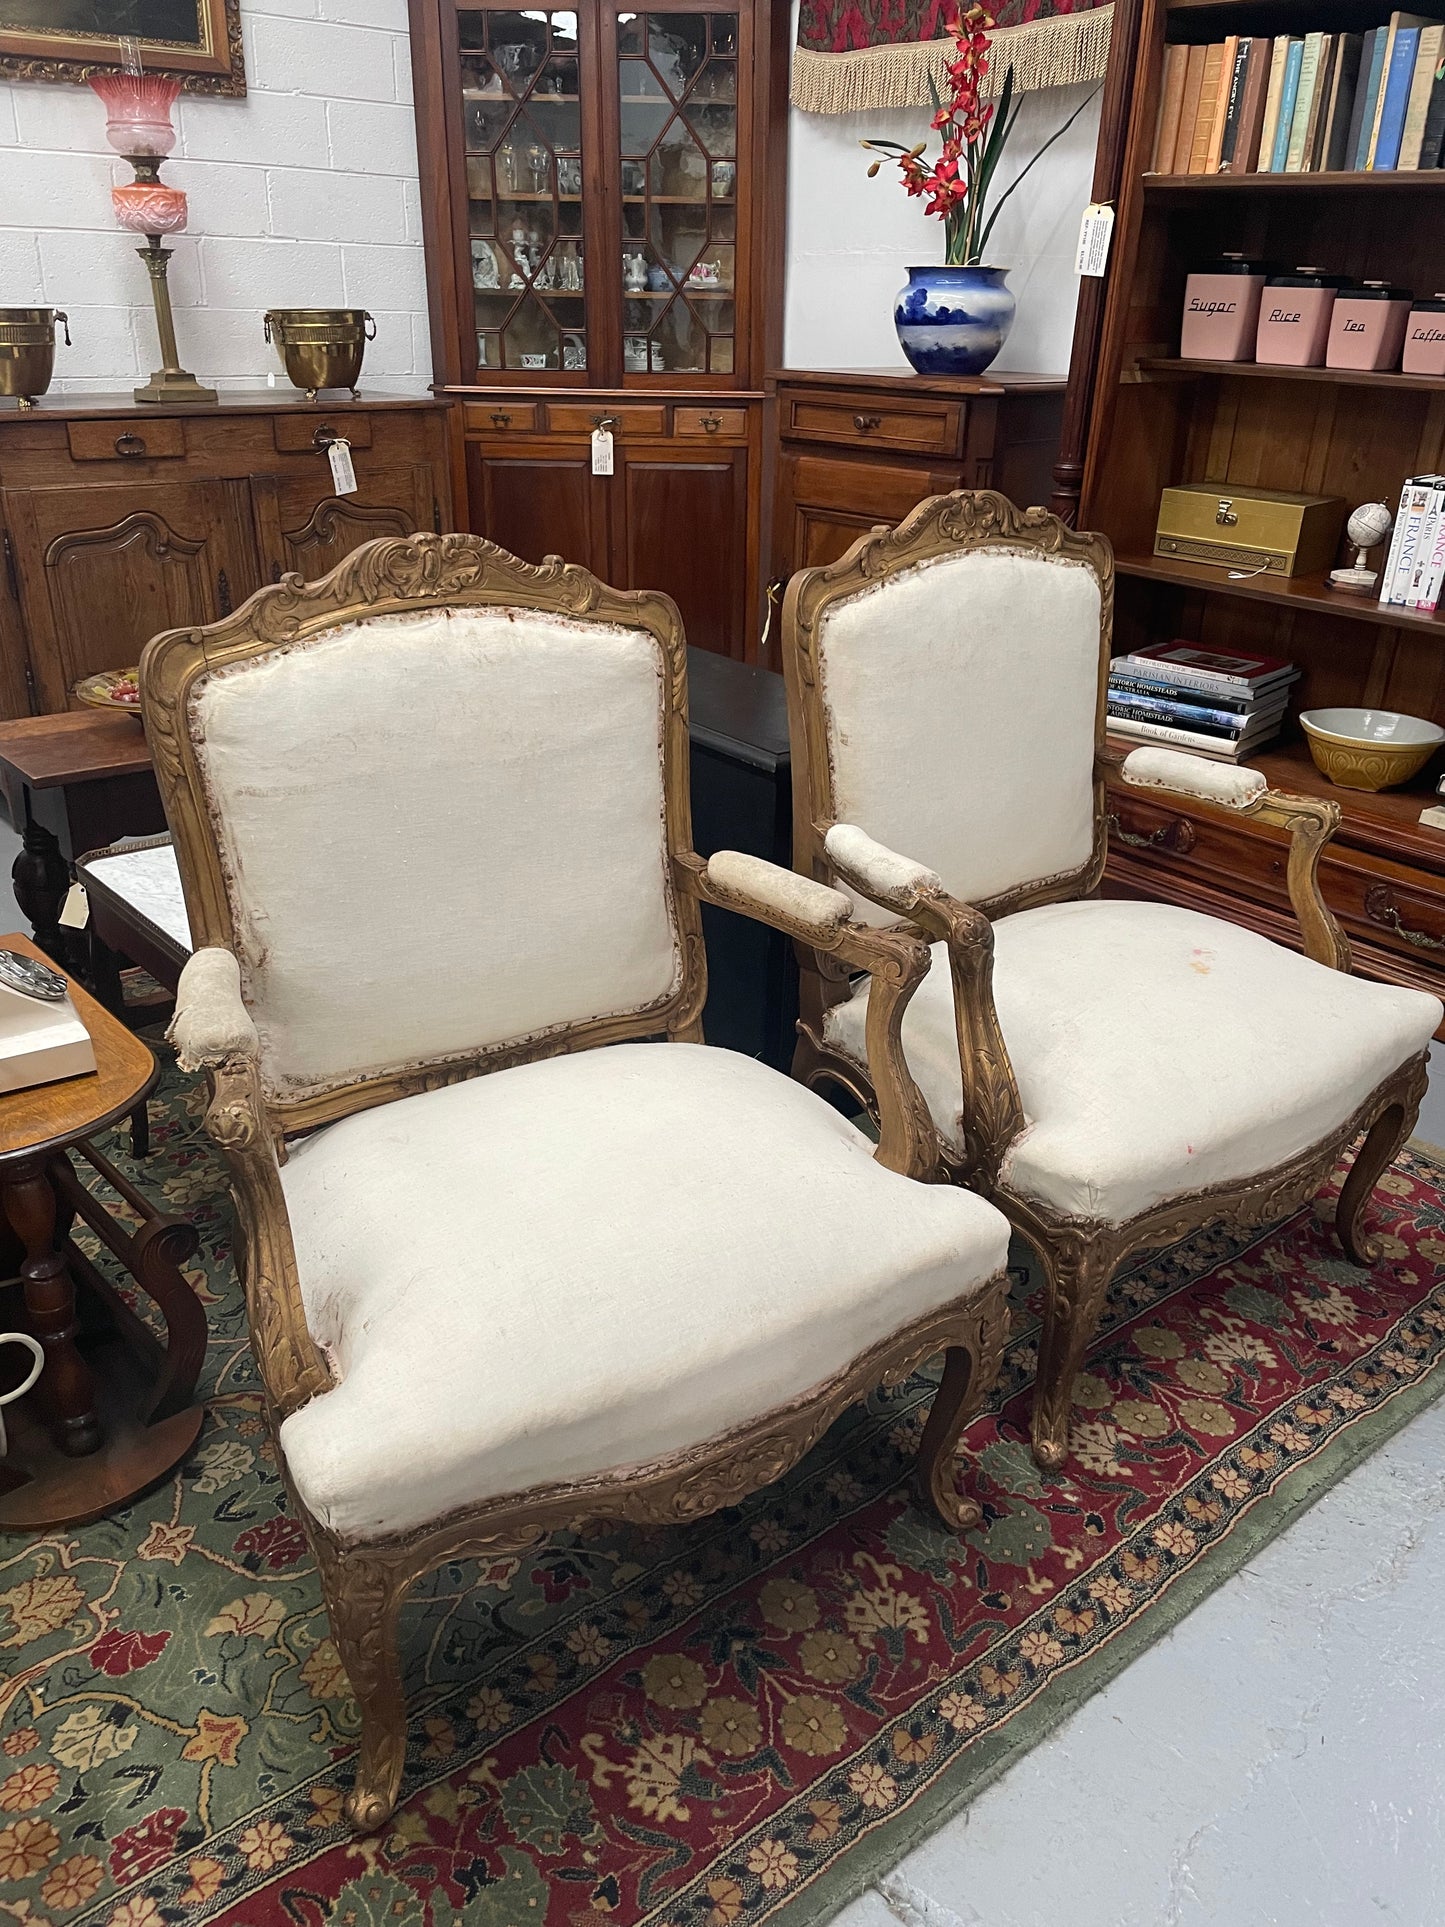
<box><xmin>1150</xmin><ymin>14</ymin><xmax>1445</xmax><ymax>177</ymax></box>
<box><xmin>1379</xmin><ymin>477</ymin><xmax>1445</xmax><ymax>610</ymax></box>
<box><xmin>1107</xmin><ymin>643</ymin><xmax>1300</xmax><ymax>764</ymax></box>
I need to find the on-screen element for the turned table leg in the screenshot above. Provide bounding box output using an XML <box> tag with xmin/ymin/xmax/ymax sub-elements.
<box><xmin>2</xmin><ymin>1158</ymin><xmax>101</xmax><ymax>1457</ymax></box>
<box><xmin>12</xmin><ymin>812</ymin><xmax>70</xmax><ymax>965</ymax></box>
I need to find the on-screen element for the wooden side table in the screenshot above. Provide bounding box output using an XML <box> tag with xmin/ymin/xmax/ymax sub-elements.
<box><xmin>0</xmin><ymin>713</ymin><xmax>166</xmax><ymax>965</ymax></box>
<box><xmin>0</xmin><ymin>935</ymin><xmax>205</xmax><ymax>1529</ymax></box>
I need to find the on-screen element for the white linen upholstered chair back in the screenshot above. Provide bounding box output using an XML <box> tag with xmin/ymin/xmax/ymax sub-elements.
<box><xmin>142</xmin><ymin>537</ymin><xmax>701</xmax><ymax>1129</ymax></box>
<box><xmin>802</xmin><ymin>496</ymin><xmax>1109</xmax><ymax>924</ymax></box>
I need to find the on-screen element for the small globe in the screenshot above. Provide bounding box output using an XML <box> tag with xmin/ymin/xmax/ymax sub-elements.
<box><xmin>1347</xmin><ymin>501</ymin><xmax>1393</xmax><ymax>551</ymax></box>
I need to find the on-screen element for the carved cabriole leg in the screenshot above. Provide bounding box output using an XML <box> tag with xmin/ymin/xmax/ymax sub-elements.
<box><xmin>914</xmin><ymin>1282</ymin><xmax>1010</xmax><ymax>1530</ymax></box>
<box><xmin>1030</xmin><ymin>1228</ymin><xmax>1120</xmax><ymax>1472</ymax></box>
<box><xmin>317</xmin><ymin>1538</ymin><xmax>413</xmax><ymax>1832</ymax></box>
<box><xmin>1335</xmin><ymin>1055</ymin><xmax>1428</xmax><ymax>1266</ymax></box>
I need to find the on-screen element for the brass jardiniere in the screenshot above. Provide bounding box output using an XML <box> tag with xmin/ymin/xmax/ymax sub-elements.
<box><xmin>0</xmin><ymin>309</ymin><xmax>70</xmax><ymax>408</ymax></box>
<box><xmin>263</xmin><ymin>308</ymin><xmax>375</xmax><ymax>402</ymax></box>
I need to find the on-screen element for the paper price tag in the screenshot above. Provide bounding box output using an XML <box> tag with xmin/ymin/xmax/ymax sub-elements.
<box><xmin>327</xmin><ymin>437</ymin><xmax>358</xmax><ymax>495</ymax></box>
<box><xmin>59</xmin><ymin>883</ymin><xmax>89</xmax><ymax>931</ymax></box>
<box><xmin>591</xmin><ymin>426</ymin><xmax>615</xmax><ymax>476</ymax></box>
<box><xmin>1075</xmin><ymin>202</ymin><xmax>1115</xmax><ymax>278</ymax></box>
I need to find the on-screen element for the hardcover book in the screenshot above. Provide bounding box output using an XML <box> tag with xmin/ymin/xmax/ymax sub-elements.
<box><xmin>1153</xmin><ymin>41</ymin><xmax>1190</xmax><ymax>171</ymax></box>
<box><xmin>1206</xmin><ymin>36</ymin><xmax>1241</xmax><ymax>173</ymax></box>
<box><xmin>1176</xmin><ymin>44</ymin><xmax>1210</xmax><ymax>173</ymax></box>
<box><xmin>1190</xmin><ymin>41</ymin><xmax>1228</xmax><ymax>171</ymax></box>
<box><xmin>1398</xmin><ymin>24</ymin><xmax>1445</xmax><ymax>165</ymax></box>
<box><xmin>1123</xmin><ymin>643</ymin><xmax>1299</xmax><ymax>694</ymax></box>
<box><xmin>1232</xmin><ymin>37</ymin><xmax>1274</xmax><ymax>171</ymax></box>
<box><xmin>1258</xmin><ymin>37</ymin><xmax>1293</xmax><ymax>171</ymax></box>
<box><xmin>1284</xmin><ymin>32</ymin><xmax>1325</xmax><ymax>171</ymax></box>
<box><xmin>1322</xmin><ymin>34</ymin><xmax>1364</xmax><ymax>173</ymax></box>
<box><xmin>1353</xmin><ymin>27</ymin><xmax>1390</xmax><ymax>167</ymax></box>
<box><xmin>1374</xmin><ymin>23</ymin><xmax>1424</xmax><ymax>166</ymax></box>
<box><xmin>1270</xmin><ymin>39</ymin><xmax>1305</xmax><ymax>171</ymax></box>
<box><xmin>1218</xmin><ymin>37</ymin><xmax>1254</xmax><ymax>167</ymax></box>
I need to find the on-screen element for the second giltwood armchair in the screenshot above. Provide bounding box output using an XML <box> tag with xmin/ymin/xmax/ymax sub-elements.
<box><xmin>781</xmin><ymin>490</ymin><xmax>1441</xmax><ymax>1472</ymax></box>
<box><xmin>140</xmin><ymin>532</ymin><xmax>1012</xmax><ymax>1831</ymax></box>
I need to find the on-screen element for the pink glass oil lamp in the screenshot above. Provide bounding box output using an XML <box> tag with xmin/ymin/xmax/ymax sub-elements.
<box><xmin>90</xmin><ymin>57</ymin><xmax>216</xmax><ymax>404</ymax></box>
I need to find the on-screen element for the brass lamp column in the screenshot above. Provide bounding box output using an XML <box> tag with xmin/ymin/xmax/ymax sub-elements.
<box><xmin>89</xmin><ymin>70</ymin><xmax>217</xmax><ymax>406</ymax></box>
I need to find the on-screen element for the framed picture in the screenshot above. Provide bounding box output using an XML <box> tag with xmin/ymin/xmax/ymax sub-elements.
<box><xmin>0</xmin><ymin>0</ymin><xmax>245</xmax><ymax>96</ymax></box>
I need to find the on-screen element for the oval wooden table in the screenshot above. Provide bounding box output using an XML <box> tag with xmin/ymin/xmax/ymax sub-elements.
<box><xmin>0</xmin><ymin>933</ymin><xmax>205</xmax><ymax>1530</ymax></box>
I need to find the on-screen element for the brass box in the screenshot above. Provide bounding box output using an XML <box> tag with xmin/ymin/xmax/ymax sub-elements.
<box><xmin>1154</xmin><ymin>483</ymin><xmax>1344</xmax><ymax>577</ymax></box>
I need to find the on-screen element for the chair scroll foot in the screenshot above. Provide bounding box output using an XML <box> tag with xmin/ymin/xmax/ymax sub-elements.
<box><xmin>323</xmin><ymin>1547</ymin><xmax>410</xmax><ymax>1834</ymax></box>
<box><xmin>1030</xmin><ymin>1233</ymin><xmax>1118</xmax><ymax>1474</ymax></box>
<box><xmin>1335</xmin><ymin>1088</ymin><xmax>1420</xmax><ymax>1267</ymax></box>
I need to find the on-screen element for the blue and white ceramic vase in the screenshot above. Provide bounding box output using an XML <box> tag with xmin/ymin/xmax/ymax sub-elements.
<box><xmin>893</xmin><ymin>264</ymin><xmax>1016</xmax><ymax>376</ymax></box>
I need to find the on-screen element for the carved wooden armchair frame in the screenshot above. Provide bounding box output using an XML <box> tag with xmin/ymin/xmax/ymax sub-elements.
<box><xmin>141</xmin><ymin>533</ymin><xmax>1010</xmax><ymax>1831</ymax></box>
<box><xmin>782</xmin><ymin>490</ymin><xmax>1429</xmax><ymax>1472</ymax></box>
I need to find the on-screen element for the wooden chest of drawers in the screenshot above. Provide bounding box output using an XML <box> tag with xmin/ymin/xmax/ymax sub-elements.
<box><xmin>1104</xmin><ymin>738</ymin><xmax>1445</xmax><ymax>1034</ymax></box>
<box><xmin>769</xmin><ymin>367</ymin><xmax>1066</xmax><ymax>591</ymax></box>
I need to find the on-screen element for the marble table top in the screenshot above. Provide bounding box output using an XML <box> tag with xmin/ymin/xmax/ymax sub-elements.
<box><xmin>84</xmin><ymin>842</ymin><xmax>192</xmax><ymax>954</ymax></box>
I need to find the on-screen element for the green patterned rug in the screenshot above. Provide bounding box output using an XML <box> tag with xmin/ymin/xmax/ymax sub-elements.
<box><xmin>2</xmin><ymin>1046</ymin><xmax>1443</xmax><ymax>1925</ymax></box>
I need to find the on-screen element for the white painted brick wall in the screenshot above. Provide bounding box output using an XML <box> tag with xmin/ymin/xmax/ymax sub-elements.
<box><xmin>0</xmin><ymin>0</ymin><xmax>431</xmax><ymax>395</ymax></box>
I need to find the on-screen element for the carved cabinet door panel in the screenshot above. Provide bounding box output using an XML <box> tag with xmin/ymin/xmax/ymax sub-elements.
<box><xmin>3</xmin><ymin>480</ymin><xmax>260</xmax><ymax>714</ymax></box>
<box><xmin>614</xmin><ymin>447</ymin><xmax>748</xmax><ymax>658</ymax></box>
<box><xmin>771</xmin><ymin>451</ymin><xmax>960</xmax><ymax>578</ymax></box>
<box><xmin>253</xmin><ymin>463</ymin><xmax>439</xmax><ymax>584</ymax></box>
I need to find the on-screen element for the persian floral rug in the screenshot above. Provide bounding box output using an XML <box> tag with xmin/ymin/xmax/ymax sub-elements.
<box><xmin>790</xmin><ymin>0</ymin><xmax>1112</xmax><ymax>115</ymax></box>
<box><xmin>3</xmin><ymin>1051</ymin><xmax>1444</xmax><ymax>1927</ymax></box>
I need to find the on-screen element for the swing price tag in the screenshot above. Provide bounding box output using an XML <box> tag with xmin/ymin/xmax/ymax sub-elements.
<box><xmin>591</xmin><ymin>425</ymin><xmax>615</xmax><ymax>476</ymax></box>
<box><xmin>327</xmin><ymin>437</ymin><xmax>358</xmax><ymax>495</ymax></box>
<box><xmin>1075</xmin><ymin>202</ymin><xmax>1115</xmax><ymax>278</ymax></box>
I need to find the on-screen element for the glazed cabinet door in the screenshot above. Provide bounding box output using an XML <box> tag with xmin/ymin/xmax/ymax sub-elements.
<box><xmin>2</xmin><ymin>479</ymin><xmax>260</xmax><ymax>714</ymax></box>
<box><xmin>252</xmin><ymin>464</ymin><xmax>440</xmax><ymax>584</ymax></box>
<box><xmin>614</xmin><ymin>442</ymin><xmax>748</xmax><ymax>657</ymax></box>
<box><xmin>463</xmin><ymin>438</ymin><xmax>611</xmax><ymax>577</ymax></box>
<box><xmin>455</xmin><ymin>5</ymin><xmax>598</xmax><ymax>380</ymax></box>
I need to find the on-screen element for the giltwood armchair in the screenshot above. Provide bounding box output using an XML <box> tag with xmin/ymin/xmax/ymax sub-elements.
<box><xmin>139</xmin><ymin>532</ymin><xmax>1012</xmax><ymax>1831</ymax></box>
<box><xmin>782</xmin><ymin>490</ymin><xmax>1440</xmax><ymax>1472</ymax></box>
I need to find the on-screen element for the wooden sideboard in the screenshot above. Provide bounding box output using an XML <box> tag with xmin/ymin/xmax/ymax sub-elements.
<box><xmin>0</xmin><ymin>395</ymin><xmax>451</xmax><ymax>719</ymax></box>
<box><xmin>768</xmin><ymin>368</ymin><xmax>1066</xmax><ymax>598</ymax></box>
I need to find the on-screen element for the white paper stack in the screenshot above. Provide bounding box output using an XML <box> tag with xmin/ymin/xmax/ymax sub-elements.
<box><xmin>0</xmin><ymin>979</ymin><xmax>95</xmax><ymax>1094</ymax></box>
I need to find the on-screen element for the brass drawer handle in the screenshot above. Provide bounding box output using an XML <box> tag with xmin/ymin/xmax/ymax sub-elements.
<box><xmin>311</xmin><ymin>425</ymin><xmax>338</xmax><ymax>450</ymax></box>
<box><xmin>490</xmin><ymin>409</ymin><xmax>512</xmax><ymax>428</ymax></box>
<box><xmin>1106</xmin><ymin>810</ymin><xmax>1195</xmax><ymax>856</ymax></box>
<box><xmin>593</xmin><ymin>413</ymin><xmax>619</xmax><ymax>430</ymax></box>
<box><xmin>114</xmin><ymin>432</ymin><xmax>147</xmax><ymax>458</ymax></box>
<box><xmin>852</xmin><ymin>413</ymin><xmax>881</xmax><ymax>432</ymax></box>
<box><xmin>699</xmin><ymin>412</ymin><xmax>722</xmax><ymax>432</ymax></box>
<box><xmin>1364</xmin><ymin>884</ymin><xmax>1445</xmax><ymax>952</ymax></box>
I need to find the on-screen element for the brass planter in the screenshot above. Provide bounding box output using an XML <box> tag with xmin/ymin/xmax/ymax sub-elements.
<box><xmin>264</xmin><ymin>308</ymin><xmax>375</xmax><ymax>401</ymax></box>
<box><xmin>0</xmin><ymin>308</ymin><xmax>70</xmax><ymax>408</ymax></box>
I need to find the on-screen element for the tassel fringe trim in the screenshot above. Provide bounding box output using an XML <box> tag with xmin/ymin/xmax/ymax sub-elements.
<box><xmin>790</xmin><ymin>4</ymin><xmax>1113</xmax><ymax>114</ymax></box>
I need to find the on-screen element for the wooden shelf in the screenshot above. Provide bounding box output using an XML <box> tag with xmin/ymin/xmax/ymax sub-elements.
<box><xmin>1115</xmin><ymin>552</ymin><xmax>1445</xmax><ymax>630</ymax></box>
<box><xmin>1145</xmin><ymin>168</ymin><xmax>1445</xmax><ymax>192</ymax></box>
<box><xmin>1137</xmin><ymin>357</ymin><xmax>1445</xmax><ymax>393</ymax></box>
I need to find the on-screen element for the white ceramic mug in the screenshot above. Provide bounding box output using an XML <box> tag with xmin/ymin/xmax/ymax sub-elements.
<box><xmin>0</xmin><ymin>1333</ymin><xmax>44</xmax><ymax>1457</ymax></box>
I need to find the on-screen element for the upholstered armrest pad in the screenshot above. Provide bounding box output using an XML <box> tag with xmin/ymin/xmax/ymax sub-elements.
<box><xmin>824</xmin><ymin>823</ymin><xmax>943</xmax><ymax>911</ymax></box>
<box><xmin>169</xmin><ymin>947</ymin><xmax>259</xmax><ymax>1071</ymax></box>
<box><xmin>1121</xmin><ymin>746</ymin><xmax>1267</xmax><ymax>810</ymax></box>
<box><xmin>705</xmin><ymin>850</ymin><xmax>852</xmax><ymax>938</ymax></box>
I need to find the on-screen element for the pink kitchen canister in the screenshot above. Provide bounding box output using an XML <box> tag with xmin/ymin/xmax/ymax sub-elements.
<box><xmin>1256</xmin><ymin>268</ymin><xmax>1348</xmax><ymax>368</ymax></box>
<box><xmin>1326</xmin><ymin>282</ymin><xmax>1413</xmax><ymax>371</ymax></box>
<box><xmin>1180</xmin><ymin>254</ymin><xmax>1269</xmax><ymax>361</ymax></box>
<box><xmin>1402</xmin><ymin>294</ymin><xmax>1445</xmax><ymax>377</ymax></box>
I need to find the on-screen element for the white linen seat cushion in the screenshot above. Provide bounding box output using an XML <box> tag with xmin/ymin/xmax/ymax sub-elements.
<box><xmin>276</xmin><ymin>1041</ymin><xmax>1011</xmax><ymax>1542</ymax></box>
<box><xmin>823</xmin><ymin>899</ymin><xmax>1441</xmax><ymax>1227</ymax></box>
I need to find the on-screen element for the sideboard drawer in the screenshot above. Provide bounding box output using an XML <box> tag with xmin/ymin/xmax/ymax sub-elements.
<box><xmin>1322</xmin><ymin>849</ymin><xmax>1445</xmax><ymax>963</ymax></box>
<box><xmin>272</xmin><ymin>413</ymin><xmax>374</xmax><ymax>454</ymax></box>
<box><xmin>463</xmin><ymin>401</ymin><xmax>540</xmax><ymax>434</ymax></box>
<box><xmin>674</xmin><ymin>405</ymin><xmax>748</xmax><ymax>440</ymax></box>
<box><xmin>779</xmin><ymin>392</ymin><xmax>962</xmax><ymax>456</ymax></box>
<box><xmin>67</xmin><ymin>419</ymin><xmax>186</xmax><ymax>463</ymax></box>
<box><xmin>1106</xmin><ymin>786</ymin><xmax>1293</xmax><ymax>908</ymax></box>
<box><xmin>547</xmin><ymin>403</ymin><xmax>667</xmax><ymax>437</ymax></box>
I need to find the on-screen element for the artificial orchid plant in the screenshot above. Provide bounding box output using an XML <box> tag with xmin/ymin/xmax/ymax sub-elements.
<box><xmin>863</xmin><ymin>6</ymin><xmax>1099</xmax><ymax>268</ymax></box>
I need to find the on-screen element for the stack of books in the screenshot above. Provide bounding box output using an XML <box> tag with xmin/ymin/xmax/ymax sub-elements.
<box><xmin>1108</xmin><ymin>643</ymin><xmax>1301</xmax><ymax>763</ymax></box>
<box><xmin>1379</xmin><ymin>475</ymin><xmax>1445</xmax><ymax>610</ymax></box>
<box><xmin>1150</xmin><ymin>15</ymin><xmax>1445</xmax><ymax>176</ymax></box>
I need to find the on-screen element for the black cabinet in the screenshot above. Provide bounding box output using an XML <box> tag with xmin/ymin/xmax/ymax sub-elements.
<box><xmin>686</xmin><ymin>646</ymin><xmax>797</xmax><ymax>1070</ymax></box>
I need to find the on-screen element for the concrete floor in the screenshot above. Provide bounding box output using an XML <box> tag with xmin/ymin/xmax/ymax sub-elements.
<box><xmin>1</xmin><ymin>813</ymin><xmax>1441</xmax><ymax>1922</ymax></box>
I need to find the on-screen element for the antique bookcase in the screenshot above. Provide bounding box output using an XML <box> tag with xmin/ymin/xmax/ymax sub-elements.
<box><xmin>1080</xmin><ymin>0</ymin><xmax>1445</xmax><ymax>1026</ymax></box>
<box><xmin>407</xmin><ymin>0</ymin><xmax>789</xmax><ymax>659</ymax></box>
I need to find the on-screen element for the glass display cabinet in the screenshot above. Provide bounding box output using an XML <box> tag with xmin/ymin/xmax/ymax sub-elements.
<box><xmin>407</xmin><ymin>0</ymin><xmax>789</xmax><ymax>657</ymax></box>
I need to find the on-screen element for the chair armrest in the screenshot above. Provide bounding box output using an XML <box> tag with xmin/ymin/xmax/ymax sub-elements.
<box><xmin>820</xmin><ymin>824</ymin><xmax>1024</xmax><ymax>1186</ymax></box>
<box><xmin>1106</xmin><ymin>746</ymin><xmax>1351</xmax><ymax>973</ymax></box>
<box><xmin>673</xmin><ymin>849</ymin><xmax>937</xmax><ymax>1179</ymax></box>
<box><xmin>169</xmin><ymin>947</ymin><xmax>330</xmax><ymax>1420</ymax></box>
<box><xmin>168</xmin><ymin>947</ymin><xmax>259</xmax><ymax>1071</ymax></box>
